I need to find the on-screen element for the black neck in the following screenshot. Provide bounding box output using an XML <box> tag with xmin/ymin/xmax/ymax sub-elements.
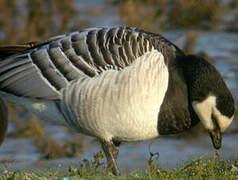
<box><xmin>180</xmin><ymin>55</ymin><xmax>235</xmax><ymax>118</ymax></box>
<box><xmin>157</xmin><ymin>55</ymin><xmax>200</xmax><ymax>135</ymax></box>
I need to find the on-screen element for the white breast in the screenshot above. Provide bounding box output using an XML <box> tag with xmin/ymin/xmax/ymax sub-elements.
<box><xmin>61</xmin><ymin>50</ymin><xmax>169</xmax><ymax>142</ymax></box>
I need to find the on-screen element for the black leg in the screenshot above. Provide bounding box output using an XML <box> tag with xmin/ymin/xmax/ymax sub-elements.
<box><xmin>101</xmin><ymin>140</ymin><xmax>120</xmax><ymax>175</ymax></box>
<box><xmin>112</xmin><ymin>140</ymin><xmax>120</xmax><ymax>161</ymax></box>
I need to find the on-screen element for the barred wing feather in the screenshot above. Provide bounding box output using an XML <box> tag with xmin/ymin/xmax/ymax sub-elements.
<box><xmin>0</xmin><ymin>27</ymin><xmax>182</xmax><ymax>100</ymax></box>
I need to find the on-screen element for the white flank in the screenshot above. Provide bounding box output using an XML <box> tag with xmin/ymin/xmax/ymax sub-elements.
<box><xmin>192</xmin><ymin>95</ymin><xmax>233</xmax><ymax>132</ymax></box>
<box><xmin>62</xmin><ymin>49</ymin><xmax>169</xmax><ymax>142</ymax></box>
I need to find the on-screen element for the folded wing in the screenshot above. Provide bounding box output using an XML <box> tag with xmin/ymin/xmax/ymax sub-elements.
<box><xmin>0</xmin><ymin>27</ymin><xmax>182</xmax><ymax>100</ymax></box>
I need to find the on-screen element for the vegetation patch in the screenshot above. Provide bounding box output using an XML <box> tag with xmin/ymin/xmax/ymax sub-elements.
<box><xmin>1</xmin><ymin>154</ymin><xmax>238</xmax><ymax>180</ymax></box>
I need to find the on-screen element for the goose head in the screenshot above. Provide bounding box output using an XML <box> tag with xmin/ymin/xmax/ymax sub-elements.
<box><xmin>181</xmin><ymin>55</ymin><xmax>235</xmax><ymax>149</ymax></box>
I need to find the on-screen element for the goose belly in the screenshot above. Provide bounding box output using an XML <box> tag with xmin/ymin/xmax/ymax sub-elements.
<box><xmin>102</xmin><ymin>104</ymin><xmax>161</xmax><ymax>142</ymax></box>
<box><xmin>77</xmin><ymin>87</ymin><xmax>162</xmax><ymax>142</ymax></box>
<box><xmin>61</xmin><ymin>50</ymin><xmax>169</xmax><ymax>141</ymax></box>
<box><xmin>71</xmin><ymin>72</ymin><xmax>168</xmax><ymax>142</ymax></box>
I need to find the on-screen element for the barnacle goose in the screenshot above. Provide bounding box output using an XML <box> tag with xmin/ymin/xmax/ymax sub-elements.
<box><xmin>0</xmin><ymin>27</ymin><xmax>235</xmax><ymax>175</ymax></box>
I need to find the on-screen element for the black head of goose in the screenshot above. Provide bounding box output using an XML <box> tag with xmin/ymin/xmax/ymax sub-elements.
<box><xmin>180</xmin><ymin>55</ymin><xmax>234</xmax><ymax>149</ymax></box>
<box><xmin>0</xmin><ymin>27</ymin><xmax>235</xmax><ymax>175</ymax></box>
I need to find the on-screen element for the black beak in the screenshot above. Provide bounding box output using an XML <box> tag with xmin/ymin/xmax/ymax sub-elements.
<box><xmin>209</xmin><ymin>128</ymin><xmax>222</xmax><ymax>149</ymax></box>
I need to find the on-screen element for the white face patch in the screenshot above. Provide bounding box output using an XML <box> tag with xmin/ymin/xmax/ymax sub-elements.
<box><xmin>213</xmin><ymin>107</ymin><xmax>233</xmax><ymax>132</ymax></box>
<box><xmin>192</xmin><ymin>95</ymin><xmax>234</xmax><ymax>132</ymax></box>
<box><xmin>192</xmin><ymin>95</ymin><xmax>216</xmax><ymax>130</ymax></box>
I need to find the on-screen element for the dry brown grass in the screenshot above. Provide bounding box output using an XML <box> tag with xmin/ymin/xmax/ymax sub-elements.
<box><xmin>113</xmin><ymin>0</ymin><xmax>229</xmax><ymax>32</ymax></box>
<box><xmin>231</xmin><ymin>0</ymin><xmax>238</xmax><ymax>8</ymax></box>
<box><xmin>115</xmin><ymin>0</ymin><xmax>167</xmax><ymax>33</ymax></box>
<box><xmin>182</xmin><ymin>31</ymin><xmax>201</xmax><ymax>54</ymax></box>
<box><xmin>167</xmin><ymin>0</ymin><xmax>223</xmax><ymax>30</ymax></box>
<box><xmin>0</xmin><ymin>0</ymin><xmax>87</xmax><ymax>44</ymax></box>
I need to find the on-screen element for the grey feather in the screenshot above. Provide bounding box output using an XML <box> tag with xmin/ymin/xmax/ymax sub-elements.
<box><xmin>48</xmin><ymin>47</ymin><xmax>85</xmax><ymax>80</ymax></box>
<box><xmin>30</xmin><ymin>48</ymin><xmax>69</xmax><ymax>90</ymax></box>
<box><xmin>0</xmin><ymin>54</ymin><xmax>61</xmax><ymax>99</ymax></box>
<box><xmin>0</xmin><ymin>26</ymin><xmax>182</xmax><ymax>100</ymax></box>
<box><xmin>86</xmin><ymin>30</ymin><xmax>108</xmax><ymax>67</ymax></box>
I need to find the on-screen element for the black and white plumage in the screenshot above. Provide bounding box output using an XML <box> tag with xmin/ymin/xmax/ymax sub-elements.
<box><xmin>0</xmin><ymin>27</ymin><xmax>235</xmax><ymax>175</ymax></box>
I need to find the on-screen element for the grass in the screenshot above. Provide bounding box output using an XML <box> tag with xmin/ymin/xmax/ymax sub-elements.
<box><xmin>1</xmin><ymin>153</ymin><xmax>238</xmax><ymax>180</ymax></box>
